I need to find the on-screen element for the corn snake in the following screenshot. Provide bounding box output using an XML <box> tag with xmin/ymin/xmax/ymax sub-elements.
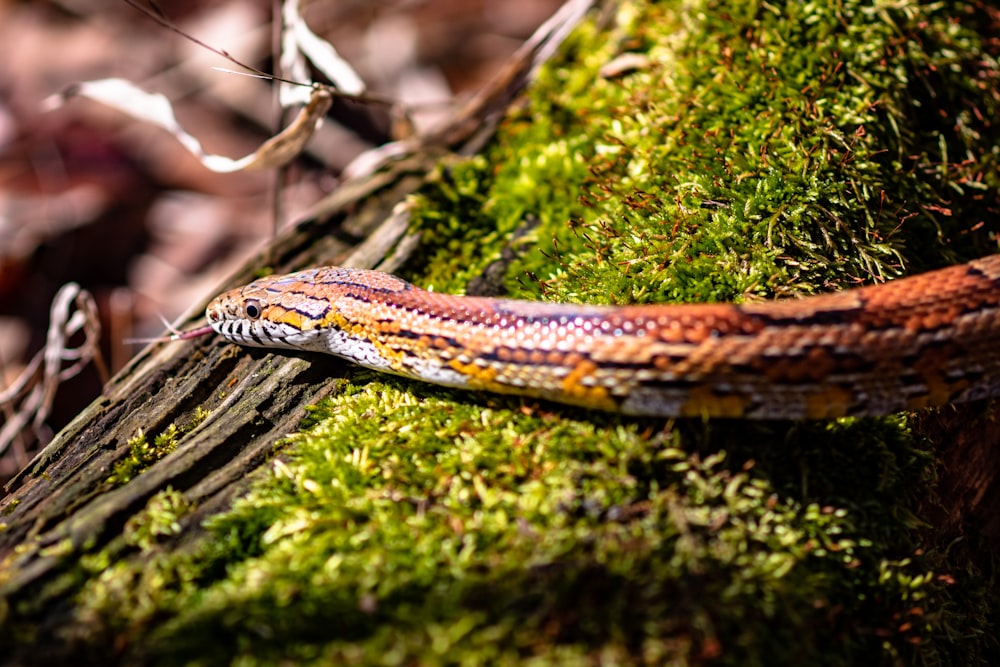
<box><xmin>206</xmin><ymin>255</ymin><xmax>1000</xmax><ymax>419</ymax></box>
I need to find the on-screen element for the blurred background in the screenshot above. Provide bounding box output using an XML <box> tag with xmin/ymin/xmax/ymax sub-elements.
<box><xmin>0</xmin><ymin>0</ymin><xmax>565</xmax><ymax>478</ymax></box>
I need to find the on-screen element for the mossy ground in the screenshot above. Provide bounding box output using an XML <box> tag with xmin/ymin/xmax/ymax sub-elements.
<box><xmin>21</xmin><ymin>0</ymin><xmax>1000</xmax><ymax>664</ymax></box>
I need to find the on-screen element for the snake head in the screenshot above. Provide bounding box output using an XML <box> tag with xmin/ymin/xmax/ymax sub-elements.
<box><xmin>206</xmin><ymin>269</ymin><xmax>335</xmax><ymax>353</ymax></box>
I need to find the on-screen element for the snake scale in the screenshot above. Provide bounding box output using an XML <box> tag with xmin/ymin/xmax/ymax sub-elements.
<box><xmin>206</xmin><ymin>254</ymin><xmax>1000</xmax><ymax>419</ymax></box>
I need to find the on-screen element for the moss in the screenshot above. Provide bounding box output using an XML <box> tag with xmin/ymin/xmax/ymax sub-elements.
<box><xmin>1</xmin><ymin>499</ymin><xmax>18</xmax><ymax>516</ymax></box>
<box><xmin>106</xmin><ymin>407</ymin><xmax>210</xmax><ymax>486</ymax></box>
<box><xmin>70</xmin><ymin>380</ymin><xmax>991</xmax><ymax>665</ymax></box>
<box><xmin>106</xmin><ymin>428</ymin><xmax>180</xmax><ymax>487</ymax></box>
<box><xmin>122</xmin><ymin>488</ymin><xmax>192</xmax><ymax>552</ymax></box>
<box><xmin>408</xmin><ymin>0</ymin><xmax>998</xmax><ymax>301</ymax></box>
<box><xmin>15</xmin><ymin>0</ymin><xmax>1000</xmax><ymax>664</ymax></box>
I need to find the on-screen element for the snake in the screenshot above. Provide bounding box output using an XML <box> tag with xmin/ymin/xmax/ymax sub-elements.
<box><xmin>205</xmin><ymin>254</ymin><xmax>1000</xmax><ymax>419</ymax></box>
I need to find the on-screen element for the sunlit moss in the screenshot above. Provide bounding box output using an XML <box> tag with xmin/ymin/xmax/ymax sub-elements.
<box><xmin>123</xmin><ymin>488</ymin><xmax>192</xmax><ymax>552</ymax></box>
<box><xmin>409</xmin><ymin>0</ymin><xmax>998</xmax><ymax>302</ymax></box>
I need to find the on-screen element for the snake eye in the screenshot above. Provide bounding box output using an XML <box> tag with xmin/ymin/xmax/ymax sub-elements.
<box><xmin>244</xmin><ymin>299</ymin><xmax>262</xmax><ymax>320</ymax></box>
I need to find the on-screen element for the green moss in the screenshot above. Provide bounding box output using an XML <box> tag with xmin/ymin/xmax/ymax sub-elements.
<box><xmin>1</xmin><ymin>499</ymin><xmax>18</xmax><ymax>516</ymax></box>
<box><xmin>123</xmin><ymin>488</ymin><xmax>192</xmax><ymax>552</ymax></box>
<box><xmin>69</xmin><ymin>380</ymin><xmax>991</xmax><ymax>665</ymax></box>
<box><xmin>106</xmin><ymin>428</ymin><xmax>178</xmax><ymax>487</ymax></box>
<box><xmin>13</xmin><ymin>0</ymin><xmax>1000</xmax><ymax>664</ymax></box>
<box><xmin>408</xmin><ymin>0</ymin><xmax>998</xmax><ymax>301</ymax></box>
<box><xmin>106</xmin><ymin>408</ymin><xmax>210</xmax><ymax>486</ymax></box>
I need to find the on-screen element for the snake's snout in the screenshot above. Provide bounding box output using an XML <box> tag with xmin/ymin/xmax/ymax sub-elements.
<box><xmin>205</xmin><ymin>299</ymin><xmax>222</xmax><ymax>327</ymax></box>
<box><xmin>205</xmin><ymin>291</ymin><xmax>251</xmax><ymax>340</ymax></box>
<box><xmin>205</xmin><ymin>296</ymin><xmax>230</xmax><ymax>331</ymax></box>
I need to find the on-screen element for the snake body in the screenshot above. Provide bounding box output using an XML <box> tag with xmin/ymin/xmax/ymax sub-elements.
<box><xmin>206</xmin><ymin>255</ymin><xmax>1000</xmax><ymax>419</ymax></box>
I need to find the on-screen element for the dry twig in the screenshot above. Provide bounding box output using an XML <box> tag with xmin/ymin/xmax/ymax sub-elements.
<box><xmin>0</xmin><ymin>284</ymin><xmax>108</xmax><ymax>476</ymax></box>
